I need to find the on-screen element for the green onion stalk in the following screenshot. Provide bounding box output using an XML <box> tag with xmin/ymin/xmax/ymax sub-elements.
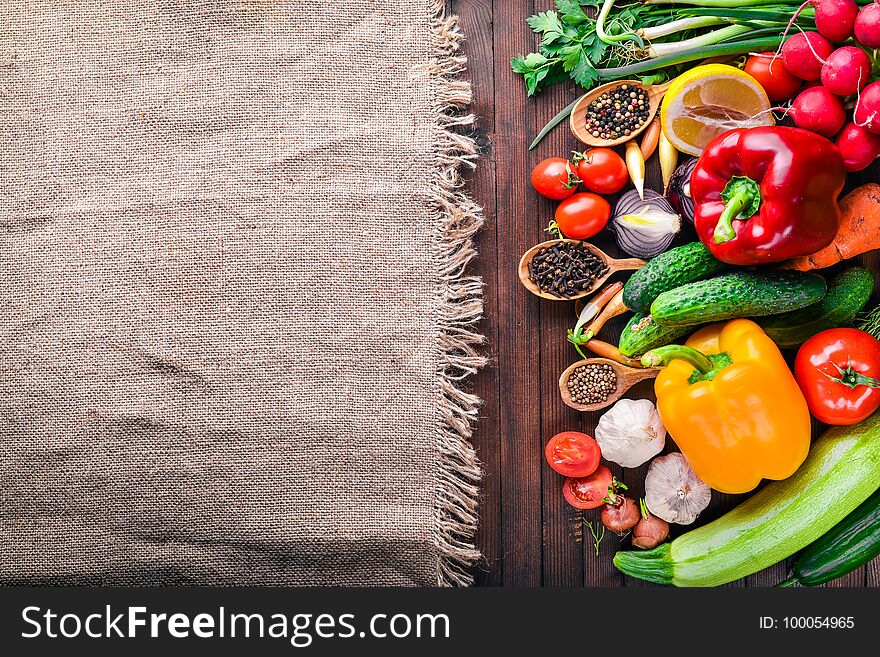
<box><xmin>595</xmin><ymin>34</ymin><xmax>800</xmax><ymax>78</ymax></box>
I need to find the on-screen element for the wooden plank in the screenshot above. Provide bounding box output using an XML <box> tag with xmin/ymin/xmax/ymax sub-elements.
<box><xmin>456</xmin><ymin>0</ymin><xmax>502</xmax><ymax>587</ymax></box>
<box><xmin>535</xmin><ymin>81</ymin><xmax>587</xmax><ymax>587</ymax></box>
<box><xmin>490</xmin><ymin>0</ymin><xmax>545</xmax><ymax>587</ymax></box>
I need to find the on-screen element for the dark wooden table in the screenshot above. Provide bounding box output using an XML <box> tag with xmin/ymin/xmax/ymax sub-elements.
<box><xmin>456</xmin><ymin>0</ymin><xmax>880</xmax><ymax>587</ymax></box>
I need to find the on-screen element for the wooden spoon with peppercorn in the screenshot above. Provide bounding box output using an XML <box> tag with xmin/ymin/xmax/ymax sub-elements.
<box><xmin>559</xmin><ymin>357</ymin><xmax>660</xmax><ymax>413</ymax></box>
<box><xmin>518</xmin><ymin>239</ymin><xmax>645</xmax><ymax>301</ymax></box>
<box><xmin>569</xmin><ymin>79</ymin><xmax>673</xmax><ymax>148</ymax></box>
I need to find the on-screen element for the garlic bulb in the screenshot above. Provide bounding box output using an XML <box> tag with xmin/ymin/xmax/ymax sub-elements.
<box><xmin>644</xmin><ymin>453</ymin><xmax>711</xmax><ymax>525</ymax></box>
<box><xmin>594</xmin><ymin>398</ymin><xmax>666</xmax><ymax>468</ymax></box>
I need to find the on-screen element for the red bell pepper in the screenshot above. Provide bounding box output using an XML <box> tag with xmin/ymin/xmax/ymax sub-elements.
<box><xmin>691</xmin><ymin>126</ymin><xmax>846</xmax><ymax>265</ymax></box>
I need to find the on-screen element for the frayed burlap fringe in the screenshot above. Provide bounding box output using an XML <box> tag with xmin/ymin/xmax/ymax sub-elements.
<box><xmin>425</xmin><ymin>0</ymin><xmax>485</xmax><ymax>587</ymax></box>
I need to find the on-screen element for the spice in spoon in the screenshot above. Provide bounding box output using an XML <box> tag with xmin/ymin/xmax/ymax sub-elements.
<box><xmin>567</xmin><ymin>362</ymin><xmax>617</xmax><ymax>405</ymax></box>
<box><xmin>585</xmin><ymin>84</ymin><xmax>650</xmax><ymax>141</ymax></box>
<box><xmin>528</xmin><ymin>241</ymin><xmax>609</xmax><ymax>298</ymax></box>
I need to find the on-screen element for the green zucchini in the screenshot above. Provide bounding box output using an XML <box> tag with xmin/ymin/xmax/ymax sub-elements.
<box><xmin>759</xmin><ymin>267</ymin><xmax>874</xmax><ymax>349</ymax></box>
<box><xmin>778</xmin><ymin>487</ymin><xmax>880</xmax><ymax>587</ymax></box>
<box><xmin>613</xmin><ymin>412</ymin><xmax>880</xmax><ymax>586</ymax></box>
<box><xmin>622</xmin><ymin>242</ymin><xmax>728</xmax><ymax>313</ymax></box>
<box><xmin>651</xmin><ymin>271</ymin><xmax>827</xmax><ymax>327</ymax></box>
<box><xmin>618</xmin><ymin>312</ymin><xmax>694</xmax><ymax>357</ymax></box>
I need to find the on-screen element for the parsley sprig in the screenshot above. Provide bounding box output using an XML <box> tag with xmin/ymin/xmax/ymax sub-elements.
<box><xmin>510</xmin><ymin>1</ymin><xmax>649</xmax><ymax>95</ymax></box>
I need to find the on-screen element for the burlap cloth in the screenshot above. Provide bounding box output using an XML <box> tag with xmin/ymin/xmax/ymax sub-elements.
<box><xmin>0</xmin><ymin>1</ymin><xmax>483</xmax><ymax>586</ymax></box>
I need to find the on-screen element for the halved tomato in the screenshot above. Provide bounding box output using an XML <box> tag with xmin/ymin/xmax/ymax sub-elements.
<box><xmin>562</xmin><ymin>466</ymin><xmax>613</xmax><ymax>510</ymax></box>
<box><xmin>545</xmin><ymin>431</ymin><xmax>601</xmax><ymax>477</ymax></box>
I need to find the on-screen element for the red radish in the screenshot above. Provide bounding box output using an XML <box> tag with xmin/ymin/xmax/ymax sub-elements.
<box><xmin>814</xmin><ymin>0</ymin><xmax>860</xmax><ymax>42</ymax></box>
<box><xmin>855</xmin><ymin>2</ymin><xmax>880</xmax><ymax>48</ymax></box>
<box><xmin>835</xmin><ymin>123</ymin><xmax>880</xmax><ymax>172</ymax></box>
<box><xmin>781</xmin><ymin>86</ymin><xmax>847</xmax><ymax>136</ymax></box>
<box><xmin>781</xmin><ymin>32</ymin><xmax>834</xmax><ymax>81</ymax></box>
<box><xmin>854</xmin><ymin>80</ymin><xmax>880</xmax><ymax>135</ymax></box>
<box><xmin>820</xmin><ymin>46</ymin><xmax>872</xmax><ymax>96</ymax></box>
<box><xmin>781</xmin><ymin>0</ymin><xmax>859</xmax><ymax>44</ymax></box>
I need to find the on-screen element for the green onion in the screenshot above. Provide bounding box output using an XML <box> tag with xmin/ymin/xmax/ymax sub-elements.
<box><xmin>639</xmin><ymin>16</ymin><xmax>726</xmax><ymax>40</ymax></box>
<box><xmin>648</xmin><ymin>24</ymin><xmax>751</xmax><ymax>57</ymax></box>
<box><xmin>529</xmin><ymin>97</ymin><xmax>580</xmax><ymax>151</ymax></box>
<box><xmin>596</xmin><ymin>35</ymin><xmax>791</xmax><ymax>78</ymax></box>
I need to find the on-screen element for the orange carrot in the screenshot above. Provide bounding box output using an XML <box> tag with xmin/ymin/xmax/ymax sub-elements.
<box><xmin>786</xmin><ymin>184</ymin><xmax>880</xmax><ymax>271</ymax></box>
<box><xmin>584</xmin><ymin>339</ymin><xmax>644</xmax><ymax>368</ymax></box>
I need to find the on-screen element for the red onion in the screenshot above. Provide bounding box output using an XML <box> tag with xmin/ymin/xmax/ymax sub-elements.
<box><xmin>666</xmin><ymin>158</ymin><xmax>697</xmax><ymax>223</ymax></box>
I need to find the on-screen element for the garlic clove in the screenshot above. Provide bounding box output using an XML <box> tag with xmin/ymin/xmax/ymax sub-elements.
<box><xmin>594</xmin><ymin>398</ymin><xmax>666</xmax><ymax>468</ymax></box>
<box><xmin>644</xmin><ymin>452</ymin><xmax>711</xmax><ymax>525</ymax></box>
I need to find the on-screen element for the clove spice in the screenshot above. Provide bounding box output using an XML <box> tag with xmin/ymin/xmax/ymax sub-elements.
<box><xmin>528</xmin><ymin>241</ymin><xmax>609</xmax><ymax>298</ymax></box>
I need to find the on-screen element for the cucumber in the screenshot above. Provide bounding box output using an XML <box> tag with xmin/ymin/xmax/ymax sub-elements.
<box><xmin>779</xmin><ymin>488</ymin><xmax>880</xmax><ymax>587</ymax></box>
<box><xmin>651</xmin><ymin>271</ymin><xmax>827</xmax><ymax>327</ymax></box>
<box><xmin>622</xmin><ymin>242</ymin><xmax>728</xmax><ymax>313</ymax></box>
<box><xmin>613</xmin><ymin>412</ymin><xmax>880</xmax><ymax>586</ymax></box>
<box><xmin>759</xmin><ymin>267</ymin><xmax>874</xmax><ymax>349</ymax></box>
<box><xmin>618</xmin><ymin>312</ymin><xmax>694</xmax><ymax>357</ymax></box>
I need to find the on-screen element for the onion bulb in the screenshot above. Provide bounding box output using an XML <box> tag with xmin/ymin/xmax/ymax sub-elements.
<box><xmin>601</xmin><ymin>495</ymin><xmax>640</xmax><ymax>535</ymax></box>
<box><xmin>666</xmin><ymin>158</ymin><xmax>697</xmax><ymax>223</ymax></box>
<box><xmin>611</xmin><ymin>189</ymin><xmax>681</xmax><ymax>258</ymax></box>
<box><xmin>632</xmin><ymin>498</ymin><xmax>669</xmax><ymax>549</ymax></box>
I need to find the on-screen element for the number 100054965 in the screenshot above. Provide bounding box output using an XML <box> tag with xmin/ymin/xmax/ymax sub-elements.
<box><xmin>783</xmin><ymin>617</ymin><xmax>854</xmax><ymax>629</ymax></box>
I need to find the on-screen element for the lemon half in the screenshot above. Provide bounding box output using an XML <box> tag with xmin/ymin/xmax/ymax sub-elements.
<box><xmin>660</xmin><ymin>64</ymin><xmax>774</xmax><ymax>156</ymax></box>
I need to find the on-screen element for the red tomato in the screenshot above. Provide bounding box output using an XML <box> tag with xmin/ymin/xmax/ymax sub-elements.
<box><xmin>554</xmin><ymin>192</ymin><xmax>610</xmax><ymax>240</ymax></box>
<box><xmin>530</xmin><ymin>157</ymin><xmax>579</xmax><ymax>200</ymax></box>
<box><xmin>794</xmin><ymin>328</ymin><xmax>880</xmax><ymax>425</ymax></box>
<box><xmin>544</xmin><ymin>431</ymin><xmax>601</xmax><ymax>478</ymax></box>
<box><xmin>574</xmin><ymin>148</ymin><xmax>628</xmax><ymax>195</ymax></box>
<box><xmin>744</xmin><ymin>52</ymin><xmax>803</xmax><ymax>102</ymax></box>
<box><xmin>562</xmin><ymin>466</ymin><xmax>613</xmax><ymax>510</ymax></box>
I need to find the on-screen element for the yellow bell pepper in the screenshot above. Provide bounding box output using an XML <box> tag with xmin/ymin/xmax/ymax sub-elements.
<box><xmin>642</xmin><ymin>319</ymin><xmax>811</xmax><ymax>494</ymax></box>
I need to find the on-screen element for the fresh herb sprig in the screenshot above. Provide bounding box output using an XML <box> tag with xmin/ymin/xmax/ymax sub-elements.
<box><xmin>510</xmin><ymin>0</ymin><xmax>838</xmax><ymax>96</ymax></box>
<box><xmin>511</xmin><ymin>0</ymin><xmax>649</xmax><ymax>94</ymax></box>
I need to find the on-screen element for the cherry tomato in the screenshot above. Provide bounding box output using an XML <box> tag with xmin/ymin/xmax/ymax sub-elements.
<box><xmin>573</xmin><ymin>148</ymin><xmax>628</xmax><ymax>194</ymax></box>
<box><xmin>744</xmin><ymin>52</ymin><xmax>802</xmax><ymax>102</ymax></box>
<box><xmin>554</xmin><ymin>192</ymin><xmax>611</xmax><ymax>240</ymax></box>
<box><xmin>544</xmin><ymin>431</ymin><xmax>601</xmax><ymax>478</ymax></box>
<box><xmin>562</xmin><ymin>466</ymin><xmax>613</xmax><ymax>510</ymax></box>
<box><xmin>794</xmin><ymin>328</ymin><xmax>880</xmax><ymax>425</ymax></box>
<box><xmin>531</xmin><ymin>157</ymin><xmax>579</xmax><ymax>200</ymax></box>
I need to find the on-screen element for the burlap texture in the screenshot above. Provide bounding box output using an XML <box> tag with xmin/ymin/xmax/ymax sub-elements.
<box><xmin>0</xmin><ymin>0</ymin><xmax>483</xmax><ymax>586</ymax></box>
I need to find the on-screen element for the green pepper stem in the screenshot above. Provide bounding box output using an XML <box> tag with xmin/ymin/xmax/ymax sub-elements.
<box><xmin>715</xmin><ymin>175</ymin><xmax>762</xmax><ymax>244</ymax></box>
<box><xmin>714</xmin><ymin>190</ymin><xmax>748</xmax><ymax>243</ymax></box>
<box><xmin>641</xmin><ymin>344</ymin><xmax>715</xmax><ymax>373</ymax></box>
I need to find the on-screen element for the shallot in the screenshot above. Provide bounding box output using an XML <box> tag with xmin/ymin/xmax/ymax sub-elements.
<box><xmin>632</xmin><ymin>498</ymin><xmax>670</xmax><ymax>550</ymax></box>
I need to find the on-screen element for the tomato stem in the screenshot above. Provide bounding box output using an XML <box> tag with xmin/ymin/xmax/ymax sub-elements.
<box><xmin>545</xmin><ymin>220</ymin><xmax>563</xmax><ymax>240</ymax></box>
<box><xmin>824</xmin><ymin>362</ymin><xmax>880</xmax><ymax>390</ymax></box>
<box><xmin>564</xmin><ymin>161</ymin><xmax>582</xmax><ymax>189</ymax></box>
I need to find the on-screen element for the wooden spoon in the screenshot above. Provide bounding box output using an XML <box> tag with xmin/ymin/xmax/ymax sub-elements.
<box><xmin>518</xmin><ymin>239</ymin><xmax>645</xmax><ymax>301</ymax></box>
<box><xmin>570</xmin><ymin>79</ymin><xmax>673</xmax><ymax>148</ymax></box>
<box><xmin>559</xmin><ymin>358</ymin><xmax>660</xmax><ymax>413</ymax></box>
